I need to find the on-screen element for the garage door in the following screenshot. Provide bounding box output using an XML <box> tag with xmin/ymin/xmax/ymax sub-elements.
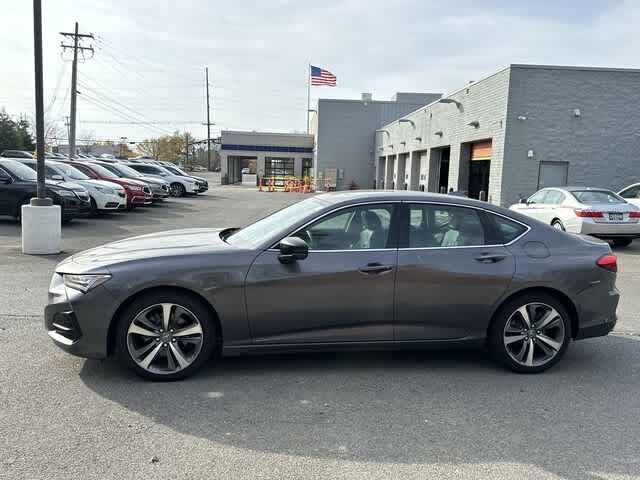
<box><xmin>471</xmin><ymin>140</ymin><xmax>492</xmax><ymax>160</ymax></box>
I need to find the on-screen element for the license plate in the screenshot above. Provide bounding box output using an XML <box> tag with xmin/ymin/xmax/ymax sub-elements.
<box><xmin>609</xmin><ymin>213</ymin><xmax>624</xmax><ymax>221</ymax></box>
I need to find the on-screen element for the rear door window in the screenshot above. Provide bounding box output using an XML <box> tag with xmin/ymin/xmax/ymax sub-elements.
<box><xmin>407</xmin><ymin>204</ymin><xmax>486</xmax><ymax>247</ymax></box>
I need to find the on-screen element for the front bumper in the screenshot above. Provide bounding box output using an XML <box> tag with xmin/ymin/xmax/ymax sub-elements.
<box><xmin>59</xmin><ymin>197</ymin><xmax>91</xmax><ymax>219</ymax></box>
<box><xmin>151</xmin><ymin>185</ymin><xmax>170</xmax><ymax>199</ymax></box>
<box><xmin>94</xmin><ymin>191</ymin><xmax>124</xmax><ymax>210</ymax></box>
<box><xmin>195</xmin><ymin>181</ymin><xmax>208</xmax><ymax>193</ymax></box>
<box><xmin>45</xmin><ymin>273</ymin><xmax>117</xmax><ymax>359</ymax></box>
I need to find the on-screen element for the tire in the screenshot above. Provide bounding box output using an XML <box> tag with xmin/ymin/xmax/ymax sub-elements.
<box><xmin>551</xmin><ymin>219</ymin><xmax>565</xmax><ymax>231</ymax></box>
<box><xmin>89</xmin><ymin>197</ymin><xmax>98</xmax><ymax>216</ymax></box>
<box><xmin>170</xmin><ymin>183</ymin><xmax>186</xmax><ymax>197</ymax></box>
<box><xmin>115</xmin><ymin>290</ymin><xmax>217</xmax><ymax>381</ymax></box>
<box><xmin>488</xmin><ymin>292</ymin><xmax>571</xmax><ymax>374</ymax></box>
<box><xmin>612</xmin><ymin>238</ymin><xmax>632</xmax><ymax>247</ymax></box>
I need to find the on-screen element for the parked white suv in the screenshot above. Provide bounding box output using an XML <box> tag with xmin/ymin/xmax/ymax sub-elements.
<box><xmin>126</xmin><ymin>163</ymin><xmax>198</xmax><ymax>197</ymax></box>
<box><xmin>18</xmin><ymin>159</ymin><xmax>126</xmax><ymax>214</ymax></box>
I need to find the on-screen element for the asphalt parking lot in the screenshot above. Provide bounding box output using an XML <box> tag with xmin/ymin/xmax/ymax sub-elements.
<box><xmin>1</xmin><ymin>175</ymin><xmax>639</xmax><ymax>479</ymax></box>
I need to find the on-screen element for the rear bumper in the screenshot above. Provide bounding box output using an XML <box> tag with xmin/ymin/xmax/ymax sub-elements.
<box><xmin>577</xmin><ymin>219</ymin><xmax>640</xmax><ymax>238</ymax></box>
<box><xmin>574</xmin><ymin>284</ymin><xmax>619</xmax><ymax>340</ymax></box>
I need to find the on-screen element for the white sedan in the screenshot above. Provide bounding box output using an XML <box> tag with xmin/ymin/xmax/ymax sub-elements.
<box><xmin>619</xmin><ymin>183</ymin><xmax>640</xmax><ymax>208</ymax></box>
<box><xmin>18</xmin><ymin>159</ymin><xmax>126</xmax><ymax>214</ymax></box>
<box><xmin>510</xmin><ymin>186</ymin><xmax>640</xmax><ymax>247</ymax></box>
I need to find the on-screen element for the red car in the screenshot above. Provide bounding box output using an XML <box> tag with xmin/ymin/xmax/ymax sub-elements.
<box><xmin>61</xmin><ymin>160</ymin><xmax>152</xmax><ymax>209</ymax></box>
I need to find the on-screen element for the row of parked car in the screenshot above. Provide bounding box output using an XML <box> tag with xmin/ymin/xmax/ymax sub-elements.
<box><xmin>510</xmin><ymin>185</ymin><xmax>640</xmax><ymax>247</ymax></box>
<box><xmin>0</xmin><ymin>150</ymin><xmax>209</xmax><ymax>223</ymax></box>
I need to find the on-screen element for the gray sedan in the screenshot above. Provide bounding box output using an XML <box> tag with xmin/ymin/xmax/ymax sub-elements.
<box><xmin>45</xmin><ymin>191</ymin><xmax>619</xmax><ymax>380</ymax></box>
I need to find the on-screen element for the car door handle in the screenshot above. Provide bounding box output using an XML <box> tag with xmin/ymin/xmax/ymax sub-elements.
<box><xmin>474</xmin><ymin>253</ymin><xmax>507</xmax><ymax>264</ymax></box>
<box><xmin>358</xmin><ymin>262</ymin><xmax>394</xmax><ymax>274</ymax></box>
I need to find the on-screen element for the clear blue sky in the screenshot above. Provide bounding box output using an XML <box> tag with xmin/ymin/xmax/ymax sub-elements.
<box><xmin>0</xmin><ymin>0</ymin><xmax>636</xmax><ymax>144</ymax></box>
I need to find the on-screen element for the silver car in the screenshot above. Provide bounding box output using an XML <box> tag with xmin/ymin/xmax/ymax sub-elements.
<box><xmin>45</xmin><ymin>191</ymin><xmax>619</xmax><ymax>380</ymax></box>
<box><xmin>511</xmin><ymin>187</ymin><xmax>640</xmax><ymax>247</ymax></box>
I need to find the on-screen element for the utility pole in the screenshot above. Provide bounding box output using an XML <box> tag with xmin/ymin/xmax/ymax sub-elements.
<box><xmin>184</xmin><ymin>133</ymin><xmax>189</xmax><ymax>169</ymax></box>
<box><xmin>32</xmin><ymin>0</ymin><xmax>47</xmax><ymax>203</ymax></box>
<box><xmin>60</xmin><ymin>23</ymin><xmax>93</xmax><ymax>159</ymax></box>
<box><xmin>203</xmin><ymin>67</ymin><xmax>214</xmax><ymax>171</ymax></box>
<box><xmin>24</xmin><ymin>0</ymin><xmax>61</xmax><ymax>254</ymax></box>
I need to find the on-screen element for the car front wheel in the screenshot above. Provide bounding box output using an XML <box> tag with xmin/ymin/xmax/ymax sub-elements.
<box><xmin>170</xmin><ymin>183</ymin><xmax>186</xmax><ymax>197</ymax></box>
<box><xmin>115</xmin><ymin>291</ymin><xmax>217</xmax><ymax>381</ymax></box>
<box><xmin>488</xmin><ymin>293</ymin><xmax>571</xmax><ymax>373</ymax></box>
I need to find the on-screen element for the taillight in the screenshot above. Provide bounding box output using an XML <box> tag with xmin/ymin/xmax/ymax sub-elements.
<box><xmin>597</xmin><ymin>254</ymin><xmax>618</xmax><ymax>273</ymax></box>
<box><xmin>574</xmin><ymin>209</ymin><xmax>603</xmax><ymax>218</ymax></box>
<box><xmin>630</xmin><ymin>211</ymin><xmax>640</xmax><ymax>219</ymax></box>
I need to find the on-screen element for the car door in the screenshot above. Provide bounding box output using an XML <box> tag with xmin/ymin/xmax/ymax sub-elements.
<box><xmin>537</xmin><ymin>189</ymin><xmax>565</xmax><ymax>225</ymax></box>
<box><xmin>244</xmin><ymin>202</ymin><xmax>399</xmax><ymax>344</ymax></box>
<box><xmin>394</xmin><ymin>202</ymin><xmax>517</xmax><ymax>340</ymax></box>
<box><xmin>521</xmin><ymin>190</ymin><xmax>550</xmax><ymax>221</ymax></box>
<box><xmin>0</xmin><ymin>166</ymin><xmax>14</xmax><ymax>215</ymax></box>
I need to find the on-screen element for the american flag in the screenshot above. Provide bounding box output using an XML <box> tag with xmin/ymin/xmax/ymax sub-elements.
<box><xmin>310</xmin><ymin>65</ymin><xmax>337</xmax><ymax>86</ymax></box>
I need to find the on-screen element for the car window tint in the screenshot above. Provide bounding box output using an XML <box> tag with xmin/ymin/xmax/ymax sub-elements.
<box><xmin>544</xmin><ymin>190</ymin><xmax>565</xmax><ymax>205</ymax></box>
<box><xmin>571</xmin><ymin>190</ymin><xmax>624</xmax><ymax>204</ymax></box>
<box><xmin>408</xmin><ymin>204</ymin><xmax>486</xmax><ymax>247</ymax></box>
<box><xmin>294</xmin><ymin>204</ymin><xmax>394</xmax><ymax>250</ymax></box>
<box><xmin>620</xmin><ymin>186</ymin><xmax>640</xmax><ymax>199</ymax></box>
<box><xmin>489</xmin><ymin>214</ymin><xmax>528</xmax><ymax>244</ymax></box>
<box><xmin>45</xmin><ymin>165</ymin><xmax>58</xmax><ymax>178</ymax></box>
<box><xmin>73</xmin><ymin>165</ymin><xmax>92</xmax><ymax>176</ymax></box>
<box><xmin>528</xmin><ymin>190</ymin><xmax>547</xmax><ymax>204</ymax></box>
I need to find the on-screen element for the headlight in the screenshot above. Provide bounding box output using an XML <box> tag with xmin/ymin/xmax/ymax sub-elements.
<box><xmin>63</xmin><ymin>274</ymin><xmax>111</xmax><ymax>293</ymax></box>
<box><xmin>94</xmin><ymin>186</ymin><xmax>115</xmax><ymax>194</ymax></box>
<box><xmin>53</xmin><ymin>189</ymin><xmax>75</xmax><ymax>197</ymax></box>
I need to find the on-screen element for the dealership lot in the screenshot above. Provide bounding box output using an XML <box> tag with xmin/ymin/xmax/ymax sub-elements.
<box><xmin>1</xmin><ymin>179</ymin><xmax>640</xmax><ymax>479</ymax></box>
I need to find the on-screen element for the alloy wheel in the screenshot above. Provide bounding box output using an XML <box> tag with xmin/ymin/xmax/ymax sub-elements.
<box><xmin>126</xmin><ymin>303</ymin><xmax>204</xmax><ymax>374</ymax></box>
<box><xmin>503</xmin><ymin>302</ymin><xmax>566</xmax><ymax>368</ymax></box>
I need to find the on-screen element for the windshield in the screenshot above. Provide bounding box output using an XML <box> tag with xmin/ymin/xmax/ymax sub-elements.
<box><xmin>0</xmin><ymin>160</ymin><xmax>37</xmax><ymax>181</ymax></box>
<box><xmin>226</xmin><ymin>196</ymin><xmax>330</xmax><ymax>249</ymax></box>
<box><xmin>165</xmin><ymin>165</ymin><xmax>188</xmax><ymax>176</ymax></box>
<box><xmin>52</xmin><ymin>162</ymin><xmax>89</xmax><ymax>180</ymax></box>
<box><xmin>571</xmin><ymin>190</ymin><xmax>625</xmax><ymax>204</ymax></box>
<box><xmin>87</xmin><ymin>163</ymin><xmax>118</xmax><ymax>179</ymax></box>
<box><xmin>102</xmin><ymin>163</ymin><xmax>141</xmax><ymax>178</ymax></box>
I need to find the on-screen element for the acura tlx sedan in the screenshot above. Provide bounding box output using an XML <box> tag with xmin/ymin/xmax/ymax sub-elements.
<box><xmin>45</xmin><ymin>191</ymin><xmax>619</xmax><ymax>381</ymax></box>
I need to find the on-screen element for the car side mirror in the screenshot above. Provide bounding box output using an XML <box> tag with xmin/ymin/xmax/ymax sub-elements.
<box><xmin>278</xmin><ymin>237</ymin><xmax>309</xmax><ymax>264</ymax></box>
<box><xmin>51</xmin><ymin>174</ymin><xmax>64</xmax><ymax>181</ymax></box>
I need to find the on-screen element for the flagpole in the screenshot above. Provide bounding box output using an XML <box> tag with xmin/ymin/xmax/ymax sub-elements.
<box><xmin>306</xmin><ymin>63</ymin><xmax>311</xmax><ymax>133</ymax></box>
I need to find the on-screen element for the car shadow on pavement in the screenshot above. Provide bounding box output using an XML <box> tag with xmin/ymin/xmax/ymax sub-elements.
<box><xmin>80</xmin><ymin>335</ymin><xmax>640</xmax><ymax>479</ymax></box>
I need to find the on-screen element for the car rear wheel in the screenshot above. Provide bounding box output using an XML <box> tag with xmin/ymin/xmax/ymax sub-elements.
<box><xmin>551</xmin><ymin>219</ymin><xmax>565</xmax><ymax>231</ymax></box>
<box><xmin>612</xmin><ymin>238</ymin><xmax>632</xmax><ymax>247</ymax></box>
<box><xmin>170</xmin><ymin>183</ymin><xmax>186</xmax><ymax>197</ymax></box>
<box><xmin>488</xmin><ymin>293</ymin><xmax>571</xmax><ymax>373</ymax></box>
<box><xmin>115</xmin><ymin>291</ymin><xmax>217</xmax><ymax>381</ymax></box>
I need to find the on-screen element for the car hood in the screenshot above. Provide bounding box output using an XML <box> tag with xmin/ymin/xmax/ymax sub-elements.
<box><xmin>188</xmin><ymin>175</ymin><xmax>206</xmax><ymax>182</ymax></box>
<box><xmin>56</xmin><ymin>228</ymin><xmax>234</xmax><ymax>273</ymax></box>
<box><xmin>46</xmin><ymin>179</ymin><xmax>85</xmax><ymax>191</ymax></box>
<box><xmin>137</xmin><ymin>175</ymin><xmax>166</xmax><ymax>186</ymax></box>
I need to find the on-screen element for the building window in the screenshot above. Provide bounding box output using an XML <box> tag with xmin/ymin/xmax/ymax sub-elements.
<box><xmin>265</xmin><ymin>157</ymin><xmax>294</xmax><ymax>177</ymax></box>
<box><xmin>302</xmin><ymin>158</ymin><xmax>312</xmax><ymax>179</ymax></box>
